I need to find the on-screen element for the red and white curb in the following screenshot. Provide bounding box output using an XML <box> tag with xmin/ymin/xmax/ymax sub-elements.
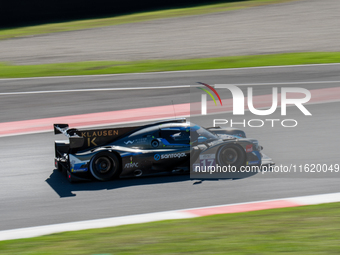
<box><xmin>1</xmin><ymin>192</ymin><xmax>340</xmax><ymax>241</ymax></box>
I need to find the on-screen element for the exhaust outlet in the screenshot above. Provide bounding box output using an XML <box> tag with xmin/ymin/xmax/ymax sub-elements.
<box><xmin>134</xmin><ymin>169</ymin><xmax>142</xmax><ymax>177</ymax></box>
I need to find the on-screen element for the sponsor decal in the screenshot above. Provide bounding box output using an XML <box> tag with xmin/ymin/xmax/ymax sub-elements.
<box><xmin>124</xmin><ymin>138</ymin><xmax>147</xmax><ymax>145</ymax></box>
<box><xmin>71</xmin><ymin>163</ymin><xmax>88</xmax><ymax>173</ymax></box>
<box><xmin>246</xmin><ymin>144</ymin><xmax>253</xmax><ymax>153</ymax></box>
<box><xmin>69</xmin><ymin>155</ymin><xmax>89</xmax><ymax>172</ymax></box>
<box><xmin>81</xmin><ymin>130</ymin><xmax>119</xmax><ymax>138</ymax></box>
<box><xmin>77</xmin><ymin>129</ymin><xmax>120</xmax><ymax>147</ymax></box>
<box><xmin>124</xmin><ymin>162</ymin><xmax>139</xmax><ymax>168</ymax></box>
<box><xmin>87</xmin><ymin>137</ymin><xmax>97</xmax><ymax>146</ymax></box>
<box><xmin>154</xmin><ymin>153</ymin><xmax>187</xmax><ymax>160</ymax></box>
<box><xmin>161</xmin><ymin>153</ymin><xmax>186</xmax><ymax>159</ymax></box>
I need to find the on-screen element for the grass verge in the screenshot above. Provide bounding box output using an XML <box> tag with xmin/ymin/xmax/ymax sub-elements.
<box><xmin>1</xmin><ymin>202</ymin><xmax>340</xmax><ymax>254</ymax></box>
<box><xmin>0</xmin><ymin>0</ymin><xmax>298</xmax><ymax>40</ymax></box>
<box><xmin>1</xmin><ymin>52</ymin><xmax>340</xmax><ymax>78</ymax></box>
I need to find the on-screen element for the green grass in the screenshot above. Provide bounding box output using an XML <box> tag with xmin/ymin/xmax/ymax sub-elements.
<box><xmin>0</xmin><ymin>0</ymin><xmax>298</xmax><ymax>40</ymax></box>
<box><xmin>1</xmin><ymin>52</ymin><xmax>340</xmax><ymax>78</ymax></box>
<box><xmin>1</xmin><ymin>202</ymin><xmax>340</xmax><ymax>254</ymax></box>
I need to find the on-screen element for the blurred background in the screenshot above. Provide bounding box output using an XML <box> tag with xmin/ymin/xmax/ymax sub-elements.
<box><xmin>1</xmin><ymin>0</ymin><xmax>340</xmax><ymax>254</ymax></box>
<box><xmin>0</xmin><ymin>0</ymin><xmax>245</xmax><ymax>27</ymax></box>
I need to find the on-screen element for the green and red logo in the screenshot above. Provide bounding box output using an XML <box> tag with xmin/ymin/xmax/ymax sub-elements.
<box><xmin>196</xmin><ymin>82</ymin><xmax>223</xmax><ymax>115</ymax></box>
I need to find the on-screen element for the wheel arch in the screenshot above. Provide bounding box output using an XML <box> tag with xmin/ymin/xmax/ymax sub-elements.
<box><xmin>89</xmin><ymin>150</ymin><xmax>122</xmax><ymax>181</ymax></box>
<box><xmin>216</xmin><ymin>142</ymin><xmax>247</xmax><ymax>168</ymax></box>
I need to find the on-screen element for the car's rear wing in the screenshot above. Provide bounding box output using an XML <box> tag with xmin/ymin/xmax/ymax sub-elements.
<box><xmin>53</xmin><ymin>124</ymin><xmax>138</xmax><ymax>151</ymax></box>
<box><xmin>54</xmin><ymin>124</ymin><xmax>77</xmax><ymax>136</ymax></box>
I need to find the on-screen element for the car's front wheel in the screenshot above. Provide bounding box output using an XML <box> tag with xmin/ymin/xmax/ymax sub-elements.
<box><xmin>89</xmin><ymin>151</ymin><xmax>120</xmax><ymax>181</ymax></box>
<box><xmin>217</xmin><ymin>144</ymin><xmax>246</xmax><ymax>170</ymax></box>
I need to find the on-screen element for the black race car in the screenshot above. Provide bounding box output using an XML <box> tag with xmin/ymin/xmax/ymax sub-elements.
<box><xmin>54</xmin><ymin>118</ymin><xmax>273</xmax><ymax>182</ymax></box>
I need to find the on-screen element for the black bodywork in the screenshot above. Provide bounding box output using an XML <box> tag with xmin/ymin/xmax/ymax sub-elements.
<box><xmin>54</xmin><ymin>118</ymin><xmax>273</xmax><ymax>182</ymax></box>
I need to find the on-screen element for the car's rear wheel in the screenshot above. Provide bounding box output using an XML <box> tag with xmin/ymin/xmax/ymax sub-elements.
<box><xmin>217</xmin><ymin>144</ymin><xmax>246</xmax><ymax>169</ymax></box>
<box><xmin>89</xmin><ymin>151</ymin><xmax>120</xmax><ymax>181</ymax></box>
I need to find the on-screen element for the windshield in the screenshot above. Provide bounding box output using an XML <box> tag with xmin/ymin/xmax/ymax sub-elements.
<box><xmin>190</xmin><ymin>123</ymin><xmax>217</xmax><ymax>141</ymax></box>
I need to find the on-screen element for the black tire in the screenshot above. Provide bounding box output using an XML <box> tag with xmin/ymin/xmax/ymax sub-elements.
<box><xmin>217</xmin><ymin>144</ymin><xmax>246</xmax><ymax>169</ymax></box>
<box><xmin>89</xmin><ymin>151</ymin><xmax>120</xmax><ymax>181</ymax></box>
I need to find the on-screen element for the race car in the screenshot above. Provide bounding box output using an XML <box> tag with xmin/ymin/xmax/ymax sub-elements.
<box><xmin>54</xmin><ymin>118</ymin><xmax>274</xmax><ymax>182</ymax></box>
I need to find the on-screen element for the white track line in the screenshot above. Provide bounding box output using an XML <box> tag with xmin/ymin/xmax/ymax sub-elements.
<box><xmin>0</xmin><ymin>211</ymin><xmax>197</xmax><ymax>241</ymax></box>
<box><xmin>0</xmin><ymin>85</ymin><xmax>191</xmax><ymax>96</ymax></box>
<box><xmin>1</xmin><ymin>192</ymin><xmax>340</xmax><ymax>241</ymax></box>
<box><xmin>1</xmin><ymin>80</ymin><xmax>339</xmax><ymax>96</ymax></box>
<box><xmin>0</xmin><ymin>63</ymin><xmax>340</xmax><ymax>81</ymax></box>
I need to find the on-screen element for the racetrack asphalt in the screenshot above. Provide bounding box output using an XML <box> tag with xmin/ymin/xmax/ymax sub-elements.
<box><xmin>0</xmin><ymin>65</ymin><xmax>339</xmax><ymax>231</ymax></box>
<box><xmin>1</xmin><ymin>64</ymin><xmax>340</xmax><ymax>122</ymax></box>
<box><xmin>1</xmin><ymin>0</ymin><xmax>340</xmax><ymax>64</ymax></box>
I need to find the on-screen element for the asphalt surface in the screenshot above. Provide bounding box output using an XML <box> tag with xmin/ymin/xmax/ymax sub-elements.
<box><xmin>1</xmin><ymin>64</ymin><xmax>340</xmax><ymax>122</ymax></box>
<box><xmin>0</xmin><ymin>65</ymin><xmax>340</xmax><ymax>231</ymax></box>
<box><xmin>1</xmin><ymin>0</ymin><xmax>340</xmax><ymax>64</ymax></box>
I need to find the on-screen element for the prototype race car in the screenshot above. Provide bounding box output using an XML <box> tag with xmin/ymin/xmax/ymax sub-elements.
<box><xmin>54</xmin><ymin>118</ymin><xmax>274</xmax><ymax>182</ymax></box>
